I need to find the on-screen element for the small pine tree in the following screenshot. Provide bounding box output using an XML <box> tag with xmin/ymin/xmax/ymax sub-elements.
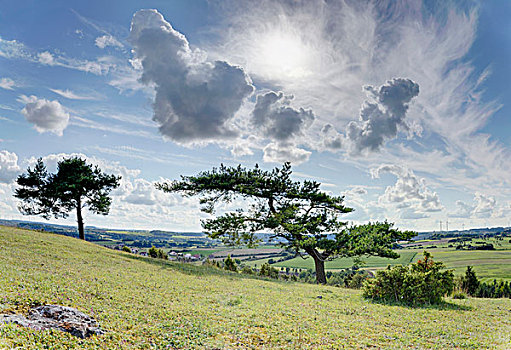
<box><xmin>461</xmin><ymin>266</ymin><xmax>480</xmax><ymax>296</ymax></box>
<box><xmin>224</xmin><ymin>255</ymin><xmax>237</xmax><ymax>272</ymax></box>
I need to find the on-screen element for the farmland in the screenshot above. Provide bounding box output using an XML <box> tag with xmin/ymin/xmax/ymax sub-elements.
<box><xmin>1</xmin><ymin>225</ymin><xmax>511</xmax><ymax>349</ymax></box>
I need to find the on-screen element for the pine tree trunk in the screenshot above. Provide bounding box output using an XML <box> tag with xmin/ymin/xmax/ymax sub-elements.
<box><xmin>313</xmin><ymin>256</ymin><xmax>327</xmax><ymax>284</ymax></box>
<box><xmin>76</xmin><ymin>198</ymin><xmax>85</xmax><ymax>240</ymax></box>
<box><xmin>306</xmin><ymin>248</ymin><xmax>327</xmax><ymax>284</ymax></box>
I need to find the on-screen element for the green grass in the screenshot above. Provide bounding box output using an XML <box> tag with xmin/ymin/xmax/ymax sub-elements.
<box><xmin>1</xmin><ymin>226</ymin><xmax>510</xmax><ymax>349</ymax></box>
<box><xmin>410</xmin><ymin>248</ymin><xmax>511</xmax><ymax>282</ymax></box>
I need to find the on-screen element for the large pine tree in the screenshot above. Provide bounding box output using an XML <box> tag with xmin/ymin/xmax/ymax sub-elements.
<box><xmin>158</xmin><ymin>162</ymin><xmax>414</xmax><ymax>284</ymax></box>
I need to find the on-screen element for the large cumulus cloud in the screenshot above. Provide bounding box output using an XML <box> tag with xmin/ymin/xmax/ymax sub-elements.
<box><xmin>0</xmin><ymin>150</ymin><xmax>21</xmax><ymax>183</ymax></box>
<box><xmin>371</xmin><ymin>164</ymin><xmax>442</xmax><ymax>216</ymax></box>
<box><xmin>451</xmin><ymin>192</ymin><xmax>509</xmax><ymax>219</ymax></box>
<box><xmin>129</xmin><ymin>9</ymin><xmax>254</xmax><ymax>144</ymax></box>
<box><xmin>20</xmin><ymin>95</ymin><xmax>70</xmax><ymax>136</ymax></box>
<box><xmin>346</xmin><ymin>78</ymin><xmax>419</xmax><ymax>155</ymax></box>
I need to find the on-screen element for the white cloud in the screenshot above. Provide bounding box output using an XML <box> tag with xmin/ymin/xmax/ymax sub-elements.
<box><xmin>37</xmin><ymin>50</ymin><xmax>116</xmax><ymax>75</ymax></box>
<box><xmin>0</xmin><ymin>78</ymin><xmax>17</xmax><ymax>90</ymax></box>
<box><xmin>320</xmin><ymin>124</ymin><xmax>343</xmax><ymax>151</ymax></box>
<box><xmin>0</xmin><ymin>150</ymin><xmax>21</xmax><ymax>183</ymax></box>
<box><xmin>122</xmin><ymin>178</ymin><xmax>158</xmax><ymax>205</ymax></box>
<box><xmin>472</xmin><ymin>192</ymin><xmax>497</xmax><ymax>218</ymax></box>
<box><xmin>129</xmin><ymin>9</ymin><xmax>254</xmax><ymax>144</ymax></box>
<box><xmin>19</xmin><ymin>95</ymin><xmax>70</xmax><ymax>136</ymax></box>
<box><xmin>49</xmin><ymin>88</ymin><xmax>100</xmax><ymax>100</ymax></box>
<box><xmin>95</xmin><ymin>35</ymin><xmax>123</xmax><ymax>49</ymax></box>
<box><xmin>0</xmin><ymin>36</ymin><xmax>28</xmax><ymax>59</ymax></box>
<box><xmin>70</xmin><ymin>116</ymin><xmax>157</xmax><ymax>139</ymax></box>
<box><xmin>37</xmin><ymin>51</ymin><xmax>54</xmax><ymax>65</ymax></box>
<box><xmin>262</xmin><ymin>142</ymin><xmax>311</xmax><ymax>164</ymax></box>
<box><xmin>451</xmin><ymin>192</ymin><xmax>508</xmax><ymax>219</ymax></box>
<box><xmin>372</xmin><ymin>164</ymin><xmax>443</xmax><ymax>217</ymax></box>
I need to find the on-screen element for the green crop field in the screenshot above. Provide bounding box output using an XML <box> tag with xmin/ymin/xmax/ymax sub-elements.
<box><xmin>1</xmin><ymin>226</ymin><xmax>510</xmax><ymax>349</ymax></box>
<box><xmin>245</xmin><ymin>250</ymin><xmax>418</xmax><ymax>271</ymax></box>
<box><xmin>409</xmin><ymin>248</ymin><xmax>511</xmax><ymax>282</ymax></box>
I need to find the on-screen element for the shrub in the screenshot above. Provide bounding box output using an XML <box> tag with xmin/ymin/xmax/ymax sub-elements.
<box><xmin>259</xmin><ymin>263</ymin><xmax>279</xmax><ymax>279</ymax></box>
<box><xmin>122</xmin><ymin>246</ymin><xmax>131</xmax><ymax>253</ymax></box>
<box><xmin>157</xmin><ymin>248</ymin><xmax>168</xmax><ymax>260</ymax></box>
<box><xmin>148</xmin><ymin>246</ymin><xmax>159</xmax><ymax>258</ymax></box>
<box><xmin>241</xmin><ymin>265</ymin><xmax>254</xmax><ymax>275</ymax></box>
<box><xmin>346</xmin><ymin>272</ymin><xmax>369</xmax><ymax>289</ymax></box>
<box><xmin>224</xmin><ymin>255</ymin><xmax>237</xmax><ymax>272</ymax></box>
<box><xmin>362</xmin><ymin>251</ymin><xmax>454</xmax><ymax>305</ymax></box>
<box><xmin>148</xmin><ymin>246</ymin><xmax>167</xmax><ymax>259</ymax></box>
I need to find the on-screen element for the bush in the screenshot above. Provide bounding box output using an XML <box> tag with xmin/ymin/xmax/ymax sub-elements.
<box><xmin>224</xmin><ymin>255</ymin><xmax>237</xmax><ymax>272</ymax></box>
<box><xmin>259</xmin><ymin>263</ymin><xmax>279</xmax><ymax>279</ymax></box>
<box><xmin>122</xmin><ymin>246</ymin><xmax>131</xmax><ymax>253</ymax></box>
<box><xmin>148</xmin><ymin>246</ymin><xmax>167</xmax><ymax>260</ymax></box>
<box><xmin>241</xmin><ymin>265</ymin><xmax>254</xmax><ymax>275</ymax></box>
<box><xmin>363</xmin><ymin>251</ymin><xmax>454</xmax><ymax>305</ymax></box>
<box><xmin>346</xmin><ymin>272</ymin><xmax>369</xmax><ymax>289</ymax></box>
<box><xmin>148</xmin><ymin>246</ymin><xmax>159</xmax><ymax>258</ymax></box>
<box><xmin>157</xmin><ymin>248</ymin><xmax>168</xmax><ymax>260</ymax></box>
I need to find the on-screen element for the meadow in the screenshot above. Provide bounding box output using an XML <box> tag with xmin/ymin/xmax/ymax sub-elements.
<box><xmin>1</xmin><ymin>225</ymin><xmax>510</xmax><ymax>349</ymax></box>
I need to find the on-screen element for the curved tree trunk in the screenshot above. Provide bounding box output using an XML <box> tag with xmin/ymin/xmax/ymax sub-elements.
<box><xmin>306</xmin><ymin>248</ymin><xmax>327</xmax><ymax>284</ymax></box>
<box><xmin>76</xmin><ymin>198</ymin><xmax>85</xmax><ymax>240</ymax></box>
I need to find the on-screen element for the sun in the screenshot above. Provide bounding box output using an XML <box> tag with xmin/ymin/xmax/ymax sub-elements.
<box><xmin>258</xmin><ymin>31</ymin><xmax>312</xmax><ymax>80</ymax></box>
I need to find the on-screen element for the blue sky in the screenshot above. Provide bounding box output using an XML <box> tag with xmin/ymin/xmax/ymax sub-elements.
<box><xmin>0</xmin><ymin>0</ymin><xmax>510</xmax><ymax>232</ymax></box>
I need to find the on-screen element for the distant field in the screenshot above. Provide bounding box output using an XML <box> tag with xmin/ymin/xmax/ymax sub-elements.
<box><xmin>243</xmin><ymin>244</ymin><xmax>511</xmax><ymax>282</ymax></box>
<box><xmin>243</xmin><ymin>250</ymin><xmax>418</xmax><ymax>270</ymax></box>
<box><xmin>1</xmin><ymin>226</ymin><xmax>510</xmax><ymax>349</ymax></box>
<box><xmin>410</xmin><ymin>248</ymin><xmax>511</xmax><ymax>282</ymax></box>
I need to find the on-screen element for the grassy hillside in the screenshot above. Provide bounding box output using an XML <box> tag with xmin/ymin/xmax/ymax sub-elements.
<box><xmin>0</xmin><ymin>226</ymin><xmax>510</xmax><ymax>349</ymax></box>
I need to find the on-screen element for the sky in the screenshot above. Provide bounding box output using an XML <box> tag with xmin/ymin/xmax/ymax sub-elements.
<box><xmin>0</xmin><ymin>0</ymin><xmax>510</xmax><ymax>232</ymax></box>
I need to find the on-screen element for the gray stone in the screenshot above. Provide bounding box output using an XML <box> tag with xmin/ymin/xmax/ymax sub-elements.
<box><xmin>0</xmin><ymin>305</ymin><xmax>105</xmax><ymax>338</ymax></box>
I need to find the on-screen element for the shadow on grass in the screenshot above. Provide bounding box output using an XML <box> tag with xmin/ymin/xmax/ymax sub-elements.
<box><xmin>364</xmin><ymin>298</ymin><xmax>473</xmax><ymax>311</ymax></box>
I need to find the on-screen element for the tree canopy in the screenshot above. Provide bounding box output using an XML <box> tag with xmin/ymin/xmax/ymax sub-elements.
<box><xmin>157</xmin><ymin>162</ymin><xmax>415</xmax><ymax>283</ymax></box>
<box><xmin>14</xmin><ymin>157</ymin><xmax>121</xmax><ymax>240</ymax></box>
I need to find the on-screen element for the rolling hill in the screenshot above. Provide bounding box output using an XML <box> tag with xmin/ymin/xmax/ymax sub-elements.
<box><xmin>0</xmin><ymin>226</ymin><xmax>510</xmax><ymax>349</ymax></box>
